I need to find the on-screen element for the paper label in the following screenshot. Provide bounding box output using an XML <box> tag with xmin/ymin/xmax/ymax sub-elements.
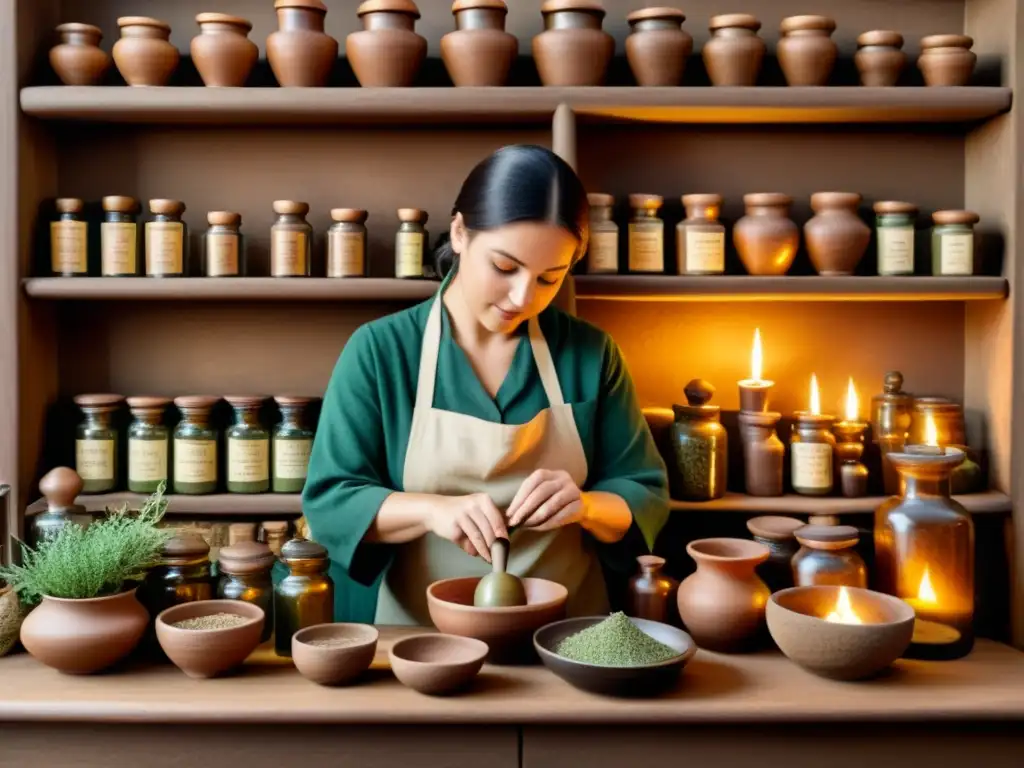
<box><xmin>50</xmin><ymin>221</ymin><xmax>87</xmax><ymax>274</ymax></box>
<box><xmin>328</xmin><ymin>230</ymin><xmax>365</xmax><ymax>277</ymax></box>
<box><xmin>272</xmin><ymin>229</ymin><xmax>307</xmax><ymax>276</ymax></box>
<box><xmin>791</xmin><ymin>442</ymin><xmax>833</xmax><ymax>490</ymax></box>
<box><xmin>878</xmin><ymin>226</ymin><xmax>914</xmax><ymax>275</ymax></box>
<box><xmin>206</xmin><ymin>232</ymin><xmax>239</xmax><ymax>277</ymax></box>
<box><xmin>174</xmin><ymin>438</ymin><xmax>217</xmax><ymax>483</ymax></box>
<box><xmin>396</xmin><ymin>232</ymin><xmax>424</xmax><ymax>278</ymax></box>
<box><xmin>586</xmin><ymin>231</ymin><xmax>619</xmax><ymax>273</ymax></box>
<box><xmin>101</xmin><ymin>222</ymin><xmax>137</xmax><ymax>275</ymax></box>
<box><xmin>628</xmin><ymin>223</ymin><xmax>664</xmax><ymax>272</ymax></box>
<box><xmin>129</xmin><ymin>438</ymin><xmax>168</xmax><ymax>483</ymax></box>
<box><xmin>228</xmin><ymin>438</ymin><xmax>269</xmax><ymax>483</ymax></box>
<box><xmin>274</xmin><ymin>438</ymin><xmax>313</xmax><ymax>480</ymax></box>
<box><xmin>940</xmin><ymin>233</ymin><xmax>973</xmax><ymax>275</ymax></box>
<box><xmin>76</xmin><ymin>439</ymin><xmax>115</xmax><ymax>481</ymax></box>
<box><xmin>145</xmin><ymin>221</ymin><xmax>184</xmax><ymax>275</ymax></box>
<box><xmin>685</xmin><ymin>230</ymin><xmax>725</xmax><ymax>273</ymax></box>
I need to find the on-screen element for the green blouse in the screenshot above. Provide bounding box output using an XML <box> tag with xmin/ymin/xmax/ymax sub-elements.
<box><xmin>302</xmin><ymin>289</ymin><xmax>670</xmax><ymax>623</ymax></box>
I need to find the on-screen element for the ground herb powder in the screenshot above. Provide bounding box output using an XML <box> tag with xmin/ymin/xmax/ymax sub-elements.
<box><xmin>172</xmin><ymin>613</ymin><xmax>248</xmax><ymax>630</ymax></box>
<box><xmin>555</xmin><ymin>612</ymin><xmax>678</xmax><ymax>666</ymax></box>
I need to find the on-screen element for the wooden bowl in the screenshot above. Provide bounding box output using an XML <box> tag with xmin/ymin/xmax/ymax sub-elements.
<box><xmin>533</xmin><ymin>616</ymin><xmax>697</xmax><ymax>697</ymax></box>
<box><xmin>766</xmin><ymin>585</ymin><xmax>915</xmax><ymax>680</ymax></box>
<box><xmin>155</xmin><ymin>599</ymin><xmax>264</xmax><ymax>679</ymax></box>
<box><xmin>292</xmin><ymin>622</ymin><xmax>379</xmax><ymax>686</ymax></box>
<box><xmin>388</xmin><ymin>633</ymin><xmax>488</xmax><ymax>696</ymax></box>
<box><xmin>426</xmin><ymin>576</ymin><xmax>568</xmax><ymax>663</ymax></box>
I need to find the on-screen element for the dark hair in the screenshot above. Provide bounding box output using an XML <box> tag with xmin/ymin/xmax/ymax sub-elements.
<box><xmin>433</xmin><ymin>144</ymin><xmax>589</xmax><ymax>278</ymax></box>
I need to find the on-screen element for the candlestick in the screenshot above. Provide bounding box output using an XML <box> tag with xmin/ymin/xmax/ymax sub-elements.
<box><xmin>737</xmin><ymin>328</ymin><xmax>773</xmax><ymax>412</ymax></box>
<box><xmin>833</xmin><ymin>422</ymin><xmax>869</xmax><ymax>498</ymax></box>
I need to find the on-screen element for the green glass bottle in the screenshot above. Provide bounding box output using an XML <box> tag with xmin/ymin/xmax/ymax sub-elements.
<box><xmin>73</xmin><ymin>393</ymin><xmax>124</xmax><ymax>494</ymax></box>
<box><xmin>126</xmin><ymin>396</ymin><xmax>170</xmax><ymax>494</ymax></box>
<box><xmin>272</xmin><ymin>396</ymin><xmax>315</xmax><ymax>494</ymax></box>
<box><xmin>225</xmin><ymin>396</ymin><xmax>270</xmax><ymax>494</ymax></box>
<box><xmin>172</xmin><ymin>396</ymin><xmax>220</xmax><ymax>495</ymax></box>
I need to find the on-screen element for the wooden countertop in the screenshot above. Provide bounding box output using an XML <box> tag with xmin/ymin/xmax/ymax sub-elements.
<box><xmin>1</xmin><ymin>629</ymin><xmax>1022</xmax><ymax>725</ymax></box>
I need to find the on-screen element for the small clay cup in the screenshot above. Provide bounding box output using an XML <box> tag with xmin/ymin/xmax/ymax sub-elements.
<box><xmin>625</xmin><ymin>7</ymin><xmax>692</xmax><ymax>87</ymax></box>
<box><xmin>733</xmin><ymin>193</ymin><xmax>799</xmax><ymax>276</ymax></box>
<box><xmin>389</xmin><ymin>634</ymin><xmax>488</xmax><ymax>695</ymax></box>
<box><xmin>918</xmin><ymin>34</ymin><xmax>976</xmax><ymax>86</ymax></box>
<box><xmin>777</xmin><ymin>15</ymin><xmax>837</xmax><ymax>86</ymax></box>
<box><xmin>441</xmin><ymin>0</ymin><xmax>518</xmax><ymax>87</ymax></box>
<box><xmin>347</xmin><ymin>0</ymin><xmax>427</xmax><ymax>88</ymax></box>
<box><xmin>267</xmin><ymin>0</ymin><xmax>339</xmax><ymax>88</ymax></box>
<box><xmin>703</xmin><ymin>14</ymin><xmax>765</xmax><ymax>86</ymax></box>
<box><xmin>533</xmin><ymin>0</ymin><xmax>615</xmax><ymax>86</ymax></box>
<box><xmin>855</xmin><ymin>30</ymin><xmax>906</xmax><ymax>87</ymax></box>
<box><xmin>804</xmin><ymin>192</ymin><xmax>871</xmax><ymax>276</ymax></box>
<box><xmin>50</xmin><ymin>23</ymin><xmax>111</xmax><ymax>85</ymax></box>
<box><xmin>155</xmin><ymin>599</ymin><xmax>264</xmax><ymax>679</ymax></box>
<box><xmin>112</xmin><ymin>17</ymin><xmax>180</xmax><ymax>87</ymax></box>
<box><xmin>191</xmin><ymin>13</ymin><xmax>259</xmax><ymax>87</ymax></box>
<box><xmin>292</xmin><ymin>623</ymin><xmax>379</xmax><ymax>686</ymax></box>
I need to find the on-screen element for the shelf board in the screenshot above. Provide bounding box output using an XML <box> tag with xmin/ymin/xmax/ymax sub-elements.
<box><xmin>18</xmin><ymin>86</ymin><xmax>1013</xmax><ymax>127</ymax></box>
<box><xmin>670</xmin><ymin>490</ymin><xmax>1012</xmax><ymax>515</ymax></box>
<box><xmin>25</xmin><ymin>492</ymin><xmax>304</xmax><ymax>518</ymax></box>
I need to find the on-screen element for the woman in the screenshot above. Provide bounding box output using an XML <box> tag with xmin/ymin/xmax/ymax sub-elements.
<box><xmin>302</xmin><ymin>145</ymin><xmax>669</xmax><ymax>625</ymax></box>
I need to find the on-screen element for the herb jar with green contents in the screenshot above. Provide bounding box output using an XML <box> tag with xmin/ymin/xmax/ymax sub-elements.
<box><xmin>142</xmin><ymin>532</ymin><xmax>214</xmax><ymax>620</ymax></box>
<box><xmin>931</xmin><ymin>210</ymin><xmax>980</xmax><ymax>276</ymax></box>
<box><xmin>271</xmin><ymin>200</ymin><xmax>312</xmax><ymax>277</ymax></box>
<box><xmin>217</xmin><ymin>540</ymin><xmax>276</xmax><ymax>643</ymax></box>
<box><xmin>395</xmin><ymin>208</ymin><xmax>428</xmax><ymax>279</ymax></box>
<box><xmin>50</xmin><ymin>198</ymin><xmax>89</xmax><ymax>276</ymax></box>
<box><xmin>126</xmin><ymin>396</ymin><xmax>170</xmax><ymax>494</ymax></box>
<box><xmin>585</xmin><ymin>193</ymin><xmax>619</xmax><ymax>274</ymax></box>
<box><xmin>203</xmin><ymin>211</ymin><xmax>245</xmax><ymax>277</ymax></box>
<box><xmin>100</xmin><ymin>195</ymin><xmax>140</xmax><ymax>276</ymax></box>
<box><xmin>873</xmin><ymin>201</ymin><xmax>917</xmax><ymax>276</ymax></box>
<box><xmin>272</xmin><ymin>395</ymin><xmax>314</xmax><ymax>493</ymax></box>
<box><xmin>670</xmin><ymin>379</ymin><xmax>728</xmax><ymax>501</ymax></box>
<box><xmin>224</xmin><ymin>396</ymin><xmax>270</xmax><ymax>494</ymax></box>
<box><xmin>628</xmin><ymin>193</ymin><xmax>665</xmax><ymax>273</ymax></box>
<box><xmin>73</xmin><ymin>393</ymin><xmax>123</xmax><ymax>494</ymax></box>
<box><xmin>145</xmin><ymin>199</ymin><xmax>187</xmax><ymax>277</ymax></box>
<box><xmin>328</xmin><ymin>208</ymin><xmax>368</xmax><ymax>278</ymax></box>
<box><xmin>274</xmin><ymin>538</ymin><xmax>334</xmax><ymax>657</ymax></box>
<box><xmin>172</xmin><ymin>395</ymin><xmax>220</xmax><ymax>495</ymax></box>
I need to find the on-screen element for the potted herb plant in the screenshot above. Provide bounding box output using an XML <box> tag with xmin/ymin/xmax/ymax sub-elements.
<box><xmin>0</xmin><ymin>481</ymin><xmax>171</xmax><ymax>674</ymax></box>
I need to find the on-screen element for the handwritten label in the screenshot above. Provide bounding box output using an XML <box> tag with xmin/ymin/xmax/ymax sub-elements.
<box><xmin>628</xmin><ymin>224</ymin><xmax>664</xmax><ymax>272</ymax></box>
<box><xmin>272</xmin><ymin>230</ymin><xmax>308</xmax><ymax>276</ymax></box>
<box><xmin>50</xmin><ymin>221</ymin><xmax>87</xmax><ymax>274</ymax></box>
<box><xmin>129</xmin><ymin>438</ymin><xmax>168</xmax><ymax>483</ymax></box>
<box><xmin>101</xmin><ymin>222</ymin><xmax>137</xmax><ymax>275</ymax></box>
<box><xmin>328</xmin><ymin>230</ymin><xmax>365</xmax><ymax>277</ymax></box>
<box><xmin>878</xmin><ymin>226</ymin><xmax>914</xmax><ymax>275</ymax></box>
<box><xmin>206</xmin><ymin>232</ymin><xmax>239</xmax><ymax>277</ymax></box>
<box><xmin>791</xmin><ymin>442</ymin><xmax>833</xmax><ymax>491</ymax></box>
<box><xmin>396</xmin><ymin>232</ymin><xmax>424</xmax><ymax>278</ymax></box>
<box><xmin>685</xmin><ymin>230</ymin><xmax>725</xmax><ymax>274</ymax></box>
<box><xmin>274</xmin><ymin>438</ymin><xmax>313</xmax><ymax>480</ymax></box>
<box><xmin>940</xmin><ymin>233</ymin><xmax>973</xmax><ymax>275</ymax></box>
<box><xmin>76</xmin><ymin>439</ymin><xmax>115</xmax><ymax>481</ymax></box>
<box><xmin>145</xmin><ymin>221</ymin><xmax>184</xmax><ymax>275</ymax></box>
<box><xmin>228</xmin><ymin>438</ymin><xmax>269</xmax><ymax>483</ymax></box>
<box><xmin>174</xmin><ymin>438</ymin><xmax>217</xmax><ymax>484</ymax></box>
<box><xmin>587</xmin><ymin>231</ymin><xmax>619</xmax><ymax>273</ymax></box>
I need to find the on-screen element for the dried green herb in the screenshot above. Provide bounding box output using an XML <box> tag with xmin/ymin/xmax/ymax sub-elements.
<box><xmin>555</xmin><ymin>611</ymin><xmax>679</xmax><ymax>667</ymax></box>
<box><xmin>675</xmin><ymin>435</ymin><xmax>714</xmax><ymax>499</ymax></box>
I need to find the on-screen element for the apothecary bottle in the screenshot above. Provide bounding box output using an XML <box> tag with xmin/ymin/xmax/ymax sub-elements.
<box><xmin>126</xmin><ymin>396</ymin><xmax>170</xmax><ymax>494</ymax></box>
<box><xmin>873</xmin><ymin>201</ymin><xmax>917</xmax><ymax>276</ymax></box>
<box><xmin>74</xmin><ymin>393</ymin><xmax>123</xmax><ymax>494</ymax></box>
<box><xmin>273</xmin><ymin>395</ymin><xmax>314</xmax><ymax>493</ymax></box>
<box><xmin>328</xmin><ymin>208</ymin><xmax>367</xmax><ymax>278</ymax></box>
<box><xmin>738</xmin><ymin>410</ymin><xmax>785</xmax><ymax>497</ymax></box>
<box><xmin>261</xmin><ymin>520</ymin><xmax>290</xmax><ymax>557</ymax></box>
<box><xmin>29</xmin><ymin>467</ymin><xmax>96</xmax><ymax>548</ymax></box>
<box><xmin>203</xmin><ymin>211</ymin><xmax>244</xmax><ymax>277</ymax></box>
<box><xmin>626</xmin><ymin>555</ymin><xmax>678</xmax><ymax>624</ymax></box>
<box><xmin>628</xmin><ymin>193</ymin><xmax>665</xmax><ymax>273</ymax></box>
<box><xmin>271</xmin><ymin>200</ymin><xmax>312</xmax><ymax>277</ymax></box>
<box><xmin>790</xmin><ymin>412</ymin><xmax>836</xmax><ymax>496</ymax></box>
<box><xmin>142</xmin><ymin>532</ymin><xmax>214</xmax><ymax>619</ymax></box>
<box><xmin>218</xmin><ymin>540</ymin><xmax>276</xmax><ymax>643</ymax></box>
<box><xmin>145</xmin><ymin>199</ymin><xmax>187</xmax><ymax>277</ymax></box>
<box><xmin>225</xmin><ymin>395</ymin><xmax>270</xmax><ymax>494</ymax></box>
<box><xmin>50</xmin><ymin>198</ymin><xmax>88</xmax><ymax>276</ymax></box>
<box><xmin>746</xmin><ymin>515</ymin><xmax>803</xmax><ymax>593</ymax></box>
<box><xmin>585</xmin><ymin>193</ymin><xmax>619</xmax><ymax>274</ymax></box>
<box><xmin>172</xmin><ymin>395</ymin><xmax>220</xmax><ymax>495</ymax></box>
<box><xmin>677</xmin><ymin>194</ymin><xmax>726</xmax><ymax>275</ymax></box>
<box><xmin>274</xmin><ymin>538</ymin><xmax>334</xmax><ymax>657</ymax></box>
<box><xmin>670</xmin><ymin>378</ymin><xmax>728</xmax><ymax>501</ymax></box>
<box><xmin>100</xmin><ymin>195</ymin><xmax>140</xmax><ymax>276</ymax></box>
<box><xmin>791</xmin><ymin>524</ymin><xmax>868</xmax><ymax>588</ymax></box>
<box><xmin>395</xmin><ymin>208</ymin><xmax>428</xmax><ymax>279</ymax></box>
<box><xmin>931</xmin><ymin>210</ymin><xmax>979</xmax><ymax>276</ymax></box>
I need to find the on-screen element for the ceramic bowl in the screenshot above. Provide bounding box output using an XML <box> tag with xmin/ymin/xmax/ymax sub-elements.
<box><xmin>533</xmin><ymin>616</ymin><xmax>697</xmax><ymax>697</ymax></box>
<box><xmin>155</xmin><ymin>599</ymin><xmax>264</xmax><ymax>679</ymax></box>
<box><xmin>766</xmin><ymin>585</ymin><xmax>915</xmax><ymax>680</ymax></box>
<box><xmin>426</xmin><ymin>576</ymin><xmax>568</xmax><ymax>663</ymax></box>
<box><xmin>388</xmin><ymin>633</ymin><xmax>489</xmax><ymax>695</ymax></box>
<box><xmin>292</xmin><ymin>622</ymin><xmax>379</xmax><ymax>686</ymax></box>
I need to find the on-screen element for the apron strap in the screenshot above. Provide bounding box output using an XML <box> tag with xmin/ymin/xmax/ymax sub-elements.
<box><xmin>528</xmin><ymin>317</ymin><xmax>565</xmax><ymax>407</ymax></box>
<box><xmin>415</xmin><ymin>294</ymin><xmax>444</xmax><ymax>410</ymax></box>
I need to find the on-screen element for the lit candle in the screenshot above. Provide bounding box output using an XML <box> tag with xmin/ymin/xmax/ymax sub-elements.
<box><xmin>833</xmin><ymin>377</ymin><xmax>869</xmax><ymax>498</ymax></box>
<box><xmin>904</xmin><ymin>566</ymin><xmax>964</xmax><ymax>646</ymax></box>
<box><xmin>823</xmin><ymin>586</ymin><xmax>864</xmax><ymax>625</ymax></box>
<box><xmin>905</xmin><ymin>411</ymin><xmax>944</xmax><ymax>456</ymax></box>
<box><xmin>738</xmin><ymin>328</ymin><xmax>774</xmax><ymax>413</ymax></box>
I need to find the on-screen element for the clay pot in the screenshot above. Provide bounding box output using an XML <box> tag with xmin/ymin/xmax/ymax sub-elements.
<box><xmin>677</xmin><ymin>538</ymin><xmax>771</xmax><ymax>652</ymax></box>
<box><xmin>855</xmin><ymin>30</ymin><xmax>906</xmax><ymax>87</ymax></box>
<box><xmin>0</xmin><ymin>584</ymin><xmax>23</xmax><ymax>657</ymax></box>
<box><xmin>733</xmin><ymin>193</ymin><xmax>800</xmax><ymax>276</ymax></box>
<box><xmin>112</xmin><ymin>17</ymin><xmax>180</xmax><ymax>87</ymax></box>
<box><xmin>19</xmin><ymin>589</ymin><xmax>149</xmax><ymax>674</ymax></box>
<box><xmin>804</xmin><ymin>192</ymin><xmax>871</xmax><ymax>276</ymax></box>
<box><xmin>626</xmin><ymin>555</ymin><xmax>679</xmax><ymax>625</ymax></box>
<box><xmin>441</xmin><ymin>0</ymin><xmax>517</xmax><ymax>87</ymax></box>
<box><xmin>703</xmin><ymin>14</ymin><xmax>765</xmax><ymax>86</ymax></box>
<box><xmin>347</xmin><ymin>0</ymin><xmax>427</xmax><ymax>88</ymax></box>
<box><xmin>918</xmin><ymin>34</ymin><xmax>976</xmax><ymax>86</ymax></box>
<box><xmin>267</xmin><ymin>0</ymin><xmax>339</xmax><ymax>88</ymax></box>
<box><xmin>49</xmin><ymin>23</ymin><xmax>111</xmax><ymax>85</ymax></box>
<box><xmin>777</xmin><ymin>15</ymin><xmax>837</xmax><ymax>86</ymax></box>
<box><xmin>625</xmin><ymin>7</ymin><xmax>692</xmax><ymax>87</ymax></box>
<box><xmin>191</xmin><ymin>13</ymin><xmax>258</xmax><ymax>87</ymax></box>
<box><xmin>533</xmin><ymin>0</ymin><xmax>615</xmax><ymax>87</ymax></box>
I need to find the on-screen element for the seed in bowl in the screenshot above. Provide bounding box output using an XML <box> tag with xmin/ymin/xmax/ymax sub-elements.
<box><xmin>171</xmin><ymin>613</ymin><xmax>249</xmax><ymax>630</ymax></box>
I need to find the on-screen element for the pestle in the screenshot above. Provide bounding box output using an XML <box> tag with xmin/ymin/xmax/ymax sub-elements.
<box><xmin>473</xmin><ymin>537</ymin><xmax>527</xmax><ymax>608</ymax></box>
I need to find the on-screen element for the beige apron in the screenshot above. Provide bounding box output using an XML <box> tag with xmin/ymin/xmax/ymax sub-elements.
<box><xmin>374</xmin><ymin>292</ymin><xmax>609</xmax><ymax>625</ymax></box>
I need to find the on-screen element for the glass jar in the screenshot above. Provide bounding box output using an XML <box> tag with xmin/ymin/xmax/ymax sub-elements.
<box><xmin>50</xmin><ymin>197</ymin><xmax>88</xmax><ymax>276</ymax></box>
<box><xmin>172</xmin><ymin>395</ymin><xmax>220</xmax><ymax>495</ymax></box>
<box><xmin>272</xmin><ymin>395</ymin><xmax>314</xmax><ymax>493</ymax></box>
<box><xmin>627</xmin><ymin>193</ymin><xmax>665</xmax><ymax>273</ymax></box>
<box><xmin>261</xmin><ymin>521</ymin><xmax>290</xmax><ymax>557</ymax></box>
<box><xmin>626</xmin><ymin>555</ymin><xmax>678</xmax><ymax>624</ymax></box>
<box><xmin>792</xmin><ymin>524</ymin><xmax>868</xmax><ymax>588</ymax></box>
<box><xmin>909</xmin><ymin>396</ymin><xmax>965</xmax><ymax>447</ymax></box>
<box><xmin>274</xmin><ymin>538</ymin><xmax>334</xmax><ymax>657</ymax></box>
<box><xmin>126</xmin><ymin>395</ymin><xmax>170</xmax><ymax>494</ymax></box>
<box><xmin>873</xmin><ymin>201</ymin><xmax>917</xmax><ymax>276</ymax></box>
<box><xmin>670</xmin><ymin>378</ymin><xmax>728</xmax><ymax>501</ymax></box>
<box><xmin>585</xmin><ymin>193</ymin><xmax>619</xmax><ymax>274</ymax></box>
<box><xmin>871</xmin><ymin>370</ymin><xmax>914</xmax><ymax>496</ymax></box>
<box><xmin>142</xmin><ymin>532</ymin><xmax>214</xmax><ymax>619</ymax></box>
<box><xmin>395</xmin><ymin>208</ymin><xmax>428</xmax><ymax>279</ymax></box>
<box><xmin>100</xmin><ymin>195</ymin><xmax>140</xmax><ymax>276</ymax></box>
<box><xmin>790</xmin><ymin>412</ymin><xmax>836</xmax><ymax>496</ymax></box>
<box><xmin>874</xmin><ymin>446</ymin><xmax>974</xmax><ymax>660</ymax></box>
<box><xmin>145</xmin><ymin>199</ymin><xmax>187</xmax><ymax>277</ymax></box>
<box><xmin>738</xmin><ymin>410</ymin><xmax>784</xmax><ymax>497</ymax></box>
<box><xmin>328</xmin><ymin>208</ymin><xmax>368</xmax><ymax>278</ymax></box>
<box><xmin>271</xmin><ymin>200</ymin><xmax>312</xmax><ymax>277</ymax></box>
<box><xmin>224</xmin><ymin>395</ymin><xmax>270</xmax><ymax>494</ymax></box>
<box><xmin>931</xmin><ymin>210</ymin><xmax>979</xmax><ymax>276</ymax></box>
<box><xmin>746</xmin><ymin>515</ymin><xmax>803</xmax><ymax>593</ymax></box>
<box><xmin>203</xmin><ymin>211</ymin><xmax>244</xmax><ymax>277</ymax></box>
<box><xmin>73</xmin><ymin>393</ymin><xmax>123</xmax><ymax>494</ymax></box>
<box><xmin>218</xmin><ymin>540</ymin><xmax>276</xmax><ymax>643</ymax></box>
<box><xmin>677</xmin><ymin>194</ymin><xmax>726</xmax><ymax>275</ymax></box>
<box><xmin>29</xmin><ymin>466</ymin><xmax>96</xmax><ymax>548</ymax></box>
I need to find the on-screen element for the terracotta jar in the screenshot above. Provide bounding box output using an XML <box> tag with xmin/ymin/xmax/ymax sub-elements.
<box><xmin>191</xmin><ymin>13</ymin><xmax>258</xmax><ymax>87</ymax></box>
<box><xmin>677</xmin><ymin>538</ymin><xmax>771</xmax><ymax>653</ymax></box>
<box><xmin>625</xmin><ymin>7</ymin><xmax>692</xmax><ymax>87</ymax></box>
<box><xmin>777</xmin><ymin>15</ymin><xmax>837</xmax><ymax>86</ymax></box>
<box><xmin>918</xmin><ymin>34</ymin><xmax>976</xmax><ymax>87</ymax></box>
<box><xmin>441</xmin><ymin>0</ymin><xmax>517</xmax><ymax>87</ymax></box>
<box><xmin>50</xmin><ymin>23</ymin><xmax>111</xmax><ymax>85</ymax></box>
<box><xmin>19</xmin><ymin>589</ymin><xmax>149</xmax><ymax>674</ymax></box>
<box><xmin>347</xmin><ymin>0</ymin><xmax>427</xmax><ymax>88</ymax></box>
<box><xmin>702</xmin><ymin>14</ymin><xmax>765</xmax><ymax>87</ymax></box>
<box><xmin>855</xmin><ymin>30</ymin><xmax>906</xmax><ymax>87</ymax></box>
<box><xmin>733</xmin><ymin>193</ymin><xmax>799</xmax><ymax>276</ymax></box>
<box><xmin>626</xmin><ymin>555</ymin><xmax>678</xmax><ymax>625</ymax></box>
<box><xmin>804</xmin><ymin>192</ymin><xmax>870</xmax><ymax>276</ymax></box>
<box><xmin>267</xmin><ymin>0</ymin><xmax>338</xmax><ymax>88</ymax></box>
<box><xmin>533</xmin><ymin>0</ymin><xmax>615</xmax><ymax>87</ymax></box>
<box><xmin>112</xmin><ymin>17</ymin><xmax>180</xmax><ymax>87</ymax></box>
<box><xmin>746</xmin><ymin>515</ymin><xmax>803</xmax><ymax>594</ymax></box>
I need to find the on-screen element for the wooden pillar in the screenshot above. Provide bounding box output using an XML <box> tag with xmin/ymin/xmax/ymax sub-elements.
<box><xmin>552</xmin><ymin>103</ymin><xmax>578</xmax><ymax>315</ymax></box>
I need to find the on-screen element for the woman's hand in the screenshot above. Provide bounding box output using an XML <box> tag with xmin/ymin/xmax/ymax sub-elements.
<box><xmin>506</xmin><ymin>469</ymin><xmax>584</xmax><ymax>532</ymax></box>
<box><xmin>425</xmin><ymin>492</ymin><xmax>508</xmax><ymax>562</ymax></box>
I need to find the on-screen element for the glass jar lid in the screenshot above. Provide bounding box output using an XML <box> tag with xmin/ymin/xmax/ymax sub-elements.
<box><xmin>281</xmin><ymin>537</ymin><xmax>328</xmax><ymax>562</ymax></box>
<box><xmin>218</xmin><ymin>541</ymin><xmax>276</xmax><ymax>575</ymax></box>
<box><xmin>161</xmin><ymin>532</ymin><xmax>211</xmax><ymax>563</ymax></box>
<box><xmin>38</xmin><ymin>466</ymin><xmax>87</xmax><ymax>516</ymax></box>
<box><xmin>74</xmin><ymin>393</ymin><xmax>124</xmax><ymax>413</ymax></box>
<box><xmin>794</xmin><ymin>524</ymin><xmax>860</xmax><ymax>550</ymax></box>
<box><xmin>746</xmin><ymin>515</ymin><xmax>804</xmax><ymax>541</ymax></box>
<box><xmin>673</xmin><ymin>378</ymin><xmax>721</xmax><ymax>422</ymax></box>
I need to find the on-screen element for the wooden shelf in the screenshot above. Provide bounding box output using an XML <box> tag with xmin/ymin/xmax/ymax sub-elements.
<box><xmin>25</xmin><ymin>491</ymin><xmax>304</xmax><ymax>518</ymax></box>
<box><xmin>18</xmin><ymin>86</ymin><xmax>1013</xmax><ymax>127</ymax></box>
<box><xmin>670</xmin><ymin>490</ymin><xmax>1012</xmax><ymax>515</ymax></box>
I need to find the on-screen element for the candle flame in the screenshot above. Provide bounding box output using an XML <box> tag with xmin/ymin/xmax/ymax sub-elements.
<box><xmin>751</xmin><ymin>328</ymin><xmax>763</xmax><ymax>382</ymax></box>
<box><xmin>809</xmin><ymin>374</ymin><xmax>820</xmax><ymax>415</ymax></box>
<box><xmin>917</xmin><ymin>567</ymin><xmax>938</xmax><ymax>604</ymax></box>
<box><xmin>844</xmin><ymin>377</ymin><xmax>859</xmax><ymax>422</ymax></box>
<box><xmin>824</xmin><ymin>587</ymin><xmax>863</xmax><ymax>625</ymax></box>
<box><xmin>924</xmin><ymin>412</ymin><xmax>939</xmax><ymax>447</ymax></box>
